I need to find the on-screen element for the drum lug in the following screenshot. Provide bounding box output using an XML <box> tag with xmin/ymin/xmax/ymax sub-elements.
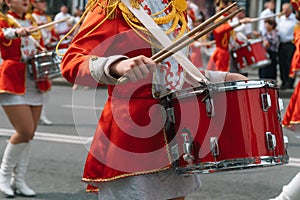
<box><xmin>266</xmin><ymin>132</ymin><xmax>277</xmax><ymax>150</ymax></box>
<box><xmin>181</xmin><ymin>128</ymin><xmax>194</xmax><ymax>164</ymax></box>
<box><xmin>210</xmin><ymin>137</ymin><xmax>219</xmax><ymax>156</ymax></box>
<box><xmin>261</xmin><ymin>93</ymin><xmax>272</xmax><ymax>111</ymax></box>
<box><xmin>205</xmin><ymin>98</ymin><xmax>215</xmax><ymax>117</ymax></box>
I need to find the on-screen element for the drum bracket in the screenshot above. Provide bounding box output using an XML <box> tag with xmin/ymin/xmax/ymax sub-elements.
<box><xmin>261</xmin><ymin>93</ymin><xmax>272</xmax><ymax>111</ymax></box>
<box><xmin>210</xmin><ymin>137</ymin><xmax>219</xmax><ymax>157</ymax></box>
<box><xmin>205</xmin><ymin>98</ymin><xmax>215</xmax><ymax>117</ymax></box>
<box><xmin>266</xmin><ymin>132</ymin><xmax>277</xmax><ymax>150</ymax></box>
<box><xmin>181</xmin><ymin>129</ymin><xmax>194</xmax><ymax>164</ymax></box>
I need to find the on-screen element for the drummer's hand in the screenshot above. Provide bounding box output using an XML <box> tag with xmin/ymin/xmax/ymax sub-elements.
<box><xmin>239</xmin><ymin>17</ymin><xmax>252</xmax><ymax>24</ymax></box>
<box><xmin>15</xmin><ymin>27</ymin><xmax>31</xmax><ymax>37</ymax></box>
<box><xmin>225</xmin><ymin>73</ymin><xmax>249</xmax><ymax>82</ymax></box>
<box><xmin>110</xmin><ymin>55</ymin><xmax>157</xmax><ymax>82</ymax></box>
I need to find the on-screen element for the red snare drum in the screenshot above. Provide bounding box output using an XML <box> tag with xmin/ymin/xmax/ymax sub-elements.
<box><xmin>166</xmin><ymin>80</ymin><xmax>288</xmax><ymax>174</ymax></box>
<box><xmin>232</xmin><ymin>39</ymin><xmax>271</xmax><ymax>69</ymax></box>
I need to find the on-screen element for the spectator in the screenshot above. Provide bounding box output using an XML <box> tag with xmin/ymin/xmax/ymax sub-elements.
<box><xmin>259</xmin><ymin>18</ymin><xmax>279</xmax><ymax>80</ymax></box>
<box><xmin>277</xmin><ymin>3</ymin><xmax>297</xmax><ymax>89</ymax></box>
<box><xmin>258</xmin><ymin>0</ymin><xmax>275</xmax><ymax>37</ymax></box>
<box><xmin>54</xmin><ymin>5</ymin><xmax>72</xmax><ymax>37</ymax></box>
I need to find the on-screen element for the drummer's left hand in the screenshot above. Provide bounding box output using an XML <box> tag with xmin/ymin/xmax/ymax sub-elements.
<box><xmin>239</xmin><ymin>17</ymin><xmax>252</xmax><ymax>24</ymax></box>
<box><xmin>225</xmin><ymin>73</ymin><xmax>249</xmax><ymax>82</ymax></box>
<box><xmin>15</xmin><ymin>27</ymin><xmax>31</xmax><ymax>37</ymax></box>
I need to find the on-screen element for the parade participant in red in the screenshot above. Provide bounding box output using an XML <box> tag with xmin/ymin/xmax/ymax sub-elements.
<box><xmin>31</xmin><ymin>0</ymin><xmax>58</xmax><ymax>126</ymax></box>
<box><xmin>282</xmin><ymin>11</ymin><xmax>300</xmax><ymax>131</ymax></box>
<box><xmin>187</xmin><ymin>2</ymin><xmax>206</xmax><ymax>69</ymax></box>
<box><xmin>61</xmin><ymin>0</ymin><xmax>247</xmax><ymax>199</ymax></box>
<box><xmin>289</xmin><ymin>11</ymin><xmax>300</xmax><ymax>78</ymax></box>
<box><xmin>270</xmin><ymin>3</ymin><xmax>300</xmax><ymax>200</ymax></box>
<box><xmin>0</xmin><ymin>0</ymin><xmax>50</xmax><ymax>197</ymax></box>
<box><xmin>30</xmin><ymin>0</ymin><xmax>59</xmax><ymax>50</ymax></box>
<box><xmin>207</xmin><ymin>0</ymin><xmax>250</xmax><ymax>71</ymax></box>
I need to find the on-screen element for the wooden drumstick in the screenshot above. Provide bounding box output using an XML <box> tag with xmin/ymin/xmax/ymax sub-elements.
<box><xmin>249</xmin><ymin>12</ymin><xmax>284</xmax><ymax>23</ymax></box>
<box><xmin>153</xmin><ymin>9</ymin><xmax>243</xmax><ymax>63</ymax></box>
<box><xmin>30</xmin><ymin>17</ymin><xmax>71</xmax><ymax>33</ymax></box>
<box><xmin>118</xmin><ymin>8</ymin><xmax>243</xmax><ymax>84</ymax></box>
<box><xmin>152</xmin><ymin>2</ymin><xmax>237</xmax><ymax>60</ymax></box>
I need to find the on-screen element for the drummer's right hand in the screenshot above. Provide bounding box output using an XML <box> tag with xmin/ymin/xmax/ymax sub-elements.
<box><xmin>110</xmin><ymin>55</ymin><xmax>157</xmax><ymax>83</ymax></box>
<box><xmin>15</xmin><ymin>27</ymin><xmax>31</xmax><ymax>37</ymax></box>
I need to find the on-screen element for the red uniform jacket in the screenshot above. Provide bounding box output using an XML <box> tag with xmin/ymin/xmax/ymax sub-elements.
<box><xmin>0</xmin><ymin>12</ymin><xmax>50</xmax><ymax>94</ymax></box>
<box><xmin>207</xmin><ymin>17</ymin><xmax>233</xmax><ymax>72</ymax></box>
<box><xmin>282</xmin><ymin>24</ymin><xmax>300</xmax><ymax>128</ymax></box>
<box><xmin>61</xmin><ymin>8</ymin><xmax>173</xmax><ymax>192</ymax></box>
<box><xmin>290</xmin><ymin>24</ymin><xmax>300</xmax><ymax>77</ymax></box>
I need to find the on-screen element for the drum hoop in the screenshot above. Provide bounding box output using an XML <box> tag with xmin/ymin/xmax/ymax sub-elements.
<box><xmin>233</xmin><ymin>38</ymin><xmax>263</xmax><ymax>50</ymax></box>
<box><xmin>170</xmin><ymin>80</ymin><xmax>278</xmax><ymax>100</ymax></box>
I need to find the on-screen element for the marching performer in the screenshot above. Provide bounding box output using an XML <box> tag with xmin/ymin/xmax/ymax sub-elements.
<box><xmin>0</xmin><ymin>0</ymin><xmax>50</xmax><ymax>197</ymax></box>
<box><xmin>61</xmin><ymin>0</ymin><xmax>247</xmax><ymax>199</ymax></box>
<box><xmin>207</xmin><ymin>0</ymin><xmax>251</xmax><ymax>72</ymax></box>
<box><xmin>31</xmin><ymin>0</ymin><xmax>58</xmax><ymax>126</ymax></box>
<box><xmin>270</xmin><ymin>3</ymin><xmax>300</xmax><ymax>200</ymax></box>
<box><xmin>30</xmin><ymin>0</ymin><xmax>59</xmax><ymax>50</ymax></box>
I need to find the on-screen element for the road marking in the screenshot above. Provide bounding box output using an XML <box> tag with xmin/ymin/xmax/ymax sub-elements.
<box><xmin>0</xmin><ymin>128</ymin><xmax>92</xmax><ymax>145</ymax></box>
<box><xmin>61</xmin><ymin>104</ymin><xmax>104</xmax><ymax>110</ymax></box>
<box><xmin>287</xmin><ymin>157</ymin><xmax>300</xmax><ymax>168</ymax></box>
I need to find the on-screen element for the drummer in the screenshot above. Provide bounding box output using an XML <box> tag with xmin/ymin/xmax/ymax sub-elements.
<box><xmin>30</xmin><ymin>0</ymin><xmax>59</xmax><ymax>50</ymax></box>
<box><xmin>60</xmin><ymin>0</ymin><xmax>247</xmax><ymax>199</ymax></box>
<box><xmin>207</xmin><ymin>0</ymin><xmax>251</xmax><ymax>72</ymax></box>
<box><xmin>0</xmin><ymin>0</ymin><xmax>50</xmax><ymax>197</ymax></box>
<box><xmin>30</xmin><ymin>0</ymin><xmax>58</xmax><ymax>126</ymax></box>
<box><xmin>270</xmin><ymin>9</ymin><xmax>300</xmax><ymax>200</ymax></box>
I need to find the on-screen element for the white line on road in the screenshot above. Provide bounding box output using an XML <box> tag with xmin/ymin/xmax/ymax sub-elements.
<box><xmin>1</xmin><ymin>127</ymin><xmax>300</xmax><ymax>168</ymax></box>
<box><xmin>287</xmin><ymin>158</ymin><xmax>300</xmax><ymax>168</ymax></box>
<box><xmin>0</xmin><ymin>128</ymin><xmax>93</xmax><ymax>145</ymax></box>
<box><xmin>62</xmin><ymin>104</ymin><xmax>104</xmax><ymax>110</ymax></box>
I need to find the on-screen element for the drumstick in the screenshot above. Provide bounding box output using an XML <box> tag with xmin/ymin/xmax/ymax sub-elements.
<box><xmin>6</xmin><ymin>14</ymin><xmax>46</xmax><ymax>52</ymax></box>
<box><xmin>249</xmin><ymin>12</ymin><xmax>284</xmax><ymax>23</ymax></box>
<box><xmin>152</xmin><ymin>2</ymin><xmax>237</xmax><ymax>60</ymax></box>
<box><xmin>117</xmin><ymin>8</ymin><xmax>243</xmax><ymax>84</ymax></box>
<box><xmin>153</xmin><ymin>8</ymin><xmax>243</xmax><ymax>63</ymax></box>
<box><xmin>30</xmin><ymin>17</ymin><xmax>71</xmax><ymax>33</ymax></box>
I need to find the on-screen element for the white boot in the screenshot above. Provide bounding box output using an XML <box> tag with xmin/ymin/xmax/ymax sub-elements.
<box><xmin>0</xmin><ymin>142</ymin><xmax>27</xmax><ymax>198</ymax></box>
<box><xmin>270</xmin><ymin>172</ymin><xmax>300</xmax><ymax>200</ymax></box>
<box><xmin>11</xmin><ymin>142</ymin><xmax>36</xmax><ymax>197</ymax></box>
<box><xmin>39</xmin><ymin>106</ymin><xmax>52</xmax><ymax>126</ymax></box>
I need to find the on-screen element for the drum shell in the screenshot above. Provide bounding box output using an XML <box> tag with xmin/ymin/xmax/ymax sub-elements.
<box><xmin>28</xmin><ymin>52</ymin><xmax>61</xmax><ymax>81</ymax></box>
<box><xmin>232</xmin><ymin>39</ymin><xmax>271</xmax><ymax>69</ymax></box>
<box><xmin>168</xmin><ymin>80</ymin><xmax>288</xmax><ymax>174</ymax></box>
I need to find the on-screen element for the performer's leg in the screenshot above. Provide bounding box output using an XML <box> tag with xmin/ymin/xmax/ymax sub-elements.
<box><xmin>271</xmin><ymin>172</ymin><xmax>300</xmax><ymax>200</ymax></box>
<box><xmin>0</xmin><ymin>142</ymin><xmax>26</xmax><ymax>197</ymax></box>
<box><xmin>11</xmin><ymin>141</ymin><xmax>36</xmax><ymax>197</ymax></box>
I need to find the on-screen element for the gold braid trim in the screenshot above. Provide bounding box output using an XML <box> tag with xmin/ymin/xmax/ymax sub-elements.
<box><xmin>25</xmin><ymin>14</ymin><xmax>42</xmax><ymax>41</ymax></box>
<box><xmin>84</xmin><ymin>0</ymin><xmax>188</xmax><ymax>47</ymax></box>
<box><xmin>0</xmin><ymin>12</ymin><xmax>16</xmax><ymax>46</ymax></box>
<box><xmin>82</xmin><ymin>127</ymin><xmax>173</xmax><ymax>183</ymax></box>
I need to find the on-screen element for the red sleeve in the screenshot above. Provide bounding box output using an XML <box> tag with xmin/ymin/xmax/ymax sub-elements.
<box><xmin>61</xmin><ymin>9</ymin><xmax>152</xmax><ymax>87</ymax></box>
<box><xmin>213</xmin><ymin>22</ymin><xmax>233</xmax><ymax>35</ymax></box>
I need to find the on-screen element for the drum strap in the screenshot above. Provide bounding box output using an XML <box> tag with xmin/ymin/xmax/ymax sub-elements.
<box><xmin>120</xmin><ymin>0</ymin><xmax>209</xmax><ymax>84</ymax></box>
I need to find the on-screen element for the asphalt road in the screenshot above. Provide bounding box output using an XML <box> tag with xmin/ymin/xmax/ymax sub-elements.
<box><xmin>0</xmin><ymin>85</ymin><xmax>299</xmax><ymax>200</ymax></box>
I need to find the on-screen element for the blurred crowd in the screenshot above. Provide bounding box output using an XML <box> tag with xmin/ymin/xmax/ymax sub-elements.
<box><xmin>187</xmin><ymin>0</ymin><xmax>300</xmax><ymax>90</ymax></box>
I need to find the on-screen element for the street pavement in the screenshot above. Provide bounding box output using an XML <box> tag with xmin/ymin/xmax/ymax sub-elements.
<box><xmin>0</xmin><ymin>72</ymin><xmax>299</xmax><ymax>200</ymax></box>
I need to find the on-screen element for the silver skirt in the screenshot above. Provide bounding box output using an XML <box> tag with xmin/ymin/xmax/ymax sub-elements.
<box><xmin>97</xmin><ymin>167</ymin><xmax>202</xmax><ymax>200</ymax></box>
<box><xmin>0</xmin><ymin>73</ymin><xmax>43</xmax><ymax>106</ymax></box>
